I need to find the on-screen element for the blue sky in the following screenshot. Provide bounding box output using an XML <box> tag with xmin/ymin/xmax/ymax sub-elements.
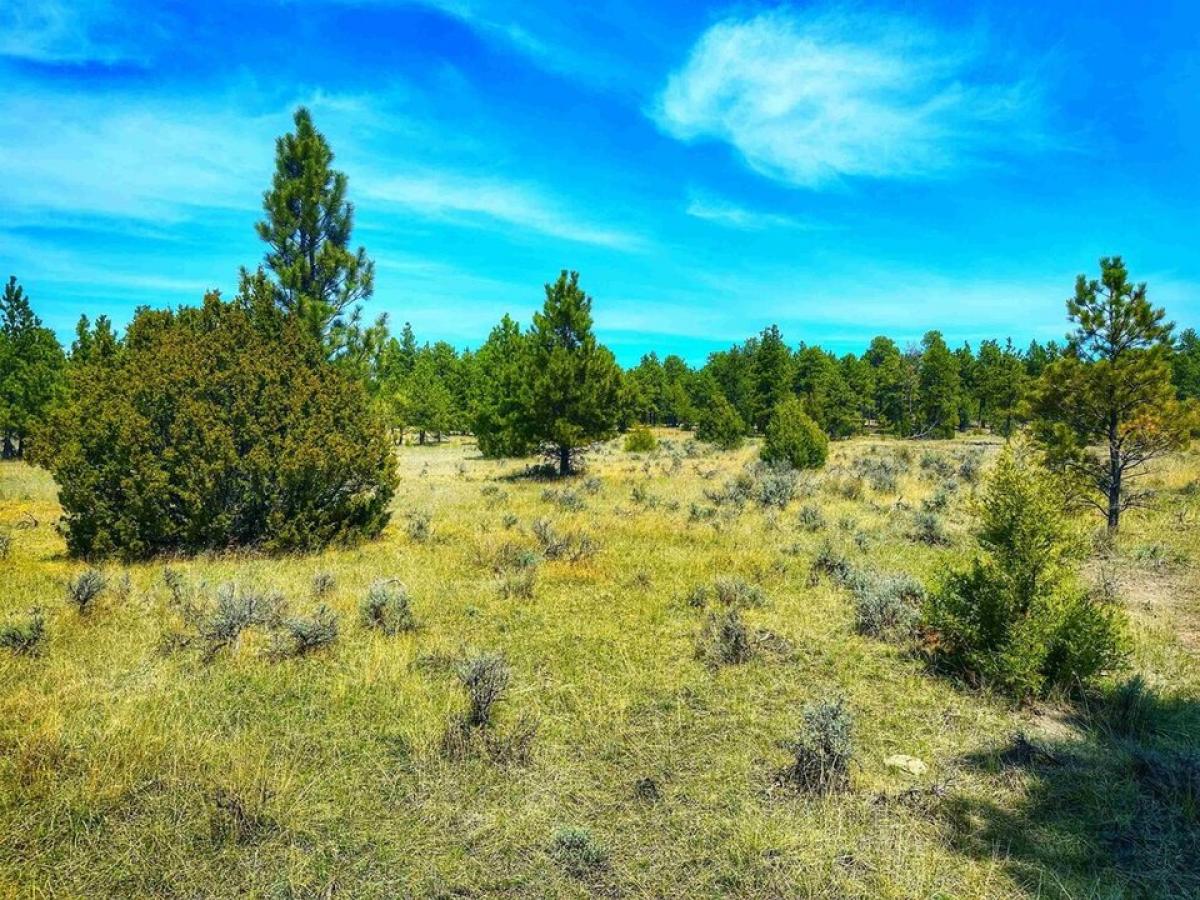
<box><xmin>2</xmin><ymin>0</ymin><xmax>1198</xmax><ymax>366</ymax></box>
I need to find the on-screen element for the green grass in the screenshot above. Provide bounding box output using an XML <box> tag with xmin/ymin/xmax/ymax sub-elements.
<box><xmin>1</xmin><ymin>435</ymin><xmax>1198</xmax><ymax>897</ymax></box>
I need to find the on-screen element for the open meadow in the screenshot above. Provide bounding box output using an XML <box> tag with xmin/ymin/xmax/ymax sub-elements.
<box><xmin>2</xmin><ymin>433</ymin><xmax>1198</xmax><ymax>898</ymax></box>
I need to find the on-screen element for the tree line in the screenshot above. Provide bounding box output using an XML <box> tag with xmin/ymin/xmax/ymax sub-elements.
<box><xmin>1</xmin><ymin>107</ymin><xmax>1197</xmax><ymax>556</ymax></box>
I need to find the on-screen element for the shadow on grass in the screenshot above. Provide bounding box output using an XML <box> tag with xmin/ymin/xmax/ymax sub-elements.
<box><xmin>941</xmin><ymin>682</ymin><xmax>1199</xmax><ymax>898</ymax></box>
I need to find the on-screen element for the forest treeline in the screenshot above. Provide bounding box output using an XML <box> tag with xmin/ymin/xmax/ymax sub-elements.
<box><xmin>2</xmin><ymin>107</ymin><xmax>1198</xmax><ymax>555</ymax></box>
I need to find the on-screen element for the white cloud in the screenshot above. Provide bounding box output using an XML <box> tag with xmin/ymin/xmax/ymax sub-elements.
<box><xmin>361</xmin><ymin>172</ymin><xmax>644</xmax><ymax>250</ymax></box>
<box><xmin>684</xmin><ymin>188</ymin><xmax>825</xmax><ymax>231</ymax></box>
<box><xmin>0</xmin><ymin>0</ymin><xmax>157</xmax><ymax>64</ymax></box>
<box><xmin>654</xmin><ymin>7</ymin><xmax>1041</xmax><ymax>188</ymax></box>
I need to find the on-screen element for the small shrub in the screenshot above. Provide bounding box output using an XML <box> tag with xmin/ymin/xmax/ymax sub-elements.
<box><xmin>712</xmin><ymin>576</ymin><xmax>766</xmax><ymax>608</ymax></box>
<box><xmin>501</xmin><ymin>512</ymin><xmax>519</xmax><ymax>529</ymax></box>
<box><xmin>498</xmin><ymin>569</ymin><xmax>536</xmax><ymax>600</ymax></box>
<box><xmin>849</xmin><ymin>571</ymin><xmax>924</xmax><ymax>638</ymax></box>
<box><xmin>550</xmin><ymin>827</ymin><xmax>608</xmax><ymax>877</ymax></box>
<box><xmin>458</xmin><ymin>653</ymin><xmax>510</xmax><ymax>727</ymax></box>
<box><xmin>173</xmin><ymin>583</ymin><xmax>285</xmax><ymax>661</ymax></box>
<box><xmin>922</xmin><ymin>487</ymin><xmax>952</xmax><ymax>512</ymax></box>
<box><xmin>958</xmin><ymin>454</ymin><xmax>982</xmax><ymax>483</ymax></box>
<box><xmin>811</xmin><ymin>541</ymin><xmax>852</xmax><ymax>583</ymax></box>
<box><xmin>919</xmin><ymin>451</ymin><xmax>954</xmax><ymax>479</ymax></box>
<box><xmin>582</xmin><ymin>475</ymin><xmax>603</xmax><ymax>494</ymax></box>
<box><xmin>406</xmin><ymin>510</ymin><xmax>432</xmax><ymax>543</ymax></box>
<box><xmin>697</xmin><ymin>608</ymin><xmax>752</xmax><ymax>667</ymax></box>
<box><xmin>797</xmin><ymin>504</ymin><xmax>825</xmax><ymax>532</ymax></box>
<box><xmin>756</xmin><ymin>461</ymin><xmax>799</xmax><ymax>508</ymax></box>
<box><xmin>359</xmin><ymin>580</ymin><xmax>415</xmax><ymax>634</ymax></box>
<box><xmin>761</xmin><ymin>398</ymin><xmax>828</xmax><ymax>470</ymax></box>
<box><xmin>783</xmin><ymin>697</ymin><xmax>854</xmax><ymax>794</ymax></box>
<box><xmin>923</xmin><ymin>444</ymin><xmax>1128</xmax><ymax>697</ymax></box>
<box><xmin>542</xmin><ymin>487</ymin><xmax>586</xmax><ymax>511</ymax></box>
<box><xmin>311</xmin><ymin>572</ymin><xmax>336</xmax><ymax>597</ymax></box>
<box><xmin>704</xmin><ymin>471</ymin><xmax>756</xmax><ymax>509</ymax></box>
<box><xmin>0</xmin><ymin>533</ymin><xmax>10</xmax><ymax>559</ymax></box>
<box><xmin>271</xmin><ymin>604</ymin><xmax>339</xmax><ymax>657</ymax></box>
<box><xmin>532</xmin><ymin>518</ymin><xmax>598</xmax><ymax>562</ymax></box>
<box><xmin>66</xmin><ymin>569</ymin><xmax>106</xmax><ymax>614</ymax></box>
<box><xmin>624</xmin><ymin>425</ymin><xmax>657</xmax><ymax>453</ymax></box>
<box><xmin>0</xmin><ymin>608</ymin><xmax>45</xmax><ymax>655</ymax></box>
<box><xmin>911</xmin><ymin>510</ymin><xmax>948</xmax><ymax>545</ymax></box>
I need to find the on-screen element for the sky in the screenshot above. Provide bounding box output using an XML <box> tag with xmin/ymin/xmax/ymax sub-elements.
<box><xmin>2</xmin><ymin>0</ymin><xmax>1198</xmax><ymax>366</ymax></box>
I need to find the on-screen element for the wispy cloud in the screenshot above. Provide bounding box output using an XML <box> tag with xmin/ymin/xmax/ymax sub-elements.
<box><xmin>653</xmin><ymin>7</ymin><xmax>1044</xmax><ymax>188</ymax></box>
<box><xmin>684</xmin><ymin>188</ymin><xmax>826</xmax><ymax>231</ymax></box>
<box><xmin>0</xmin><ymin>0</ymin><xmax>161</xmax><ymax>64</ymax></box>
<box><xmin>361</xmin><ymin>171</ymin><xmax>645</xmax><ymax>250</ymax></box>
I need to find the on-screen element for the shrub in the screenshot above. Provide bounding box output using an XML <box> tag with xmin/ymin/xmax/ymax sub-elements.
<box><xmin>311</xmin><ymin>572</ymin><xmax>336</xmax><ymax>597</ymax></box>
<box><xmin>696</xmin><ymin>608</ymin><xmax>752</xmax><ymax>667</ymax></box>
<box><xmin>0</xmin><ymin>533</ymin><xmax>10</xmax><ymax>560</ymax></box>
<box><xmin>756</xmin><ymin>461</ymin><xmax>799</xmax><ymax>508</ymax></box>
<box><xmin>406</xmin><ymin>510</ymin><xmax>432</xmax><ymax>543</ymax></box>
<box><xmin>31</xmin><ymin>292</ymin><xmax>397</xmax><ymax>559</ymax></box>
<box><xmin>811</xmin><ymin>540</ymin><xmax>852</xmax><ymax>583</ymax></box>
<box><xmin>66</xmin><ymin>569</ymin><xmax>106</xmax><ymax>614</ymax></box>
<box><xmin>173</xmin><ymin>583</ymin><xmax>285</xmax><ymax>661</ymax></box>
<box><xmin>272</xmin><ymin>604</ymin><xmax>339</xmax><ymax>657</ymax></box>
<box><xmin>911</xmin><ymin>510</ymin><xmax>948</xmax><ymax>545</ymax></box>
<box><xmin>712</xmin><ymin>576</ymin><xmax>766</xmax><ymax>608</ymax></box>
<box><xmin>498</xmin><ymin>569</ymin><xmax>536</xmax><ymax>600</ymax></box>
<box><xmin>784</xmin><ymin>697</ymin><xmax>853</xmax><ymax>793</ymax></box>
<box><xmin>850</xmin><ymin>571</ymin><xmax>924</xmax><ymax>639</ymax></box>
<box><xmin>695</xmin><ymin>394</ymin><xmax>745</xmax><ymax>450</ymax></box>
<box><xmin>923</xmin><ymin>444</ymin><xmax>1128</xmax><ymax>697</ymax></box>
<box><xmin>761</xmin><ymin>398</ymin><xmax>827</xmax><ymax>470</ymax></box>
<box><xmin>359</xmin><ymin>580</ymin><xmax>415</xmax><ymax>634</ymax></box>
<box><xmin>0</xmin><ymin>608</ymin><xmax>45</xmax><ymax>654</ymax></box>
<box><xmin>797</xmin><ymin>504</ymin><xmax>825</xmax><ymax>532</ymax></box>
<box><xmin>457</xmin><ymin>653</ymin><xmax>510</xmax><ymax>728</ymax></box>
<box><xmin>550</xmin><ymin>827</ymin><xmax>608</xmax><ymax>877</ymax></box>
<box><xmin>532</xmin><ymin>518</ymin><xmax>598</xmax><ymax>562</ymax></box>
<box><xmin>624</xmin><ymin>425</ymin><xmax>657</xmax><ymax>453</ymax></box>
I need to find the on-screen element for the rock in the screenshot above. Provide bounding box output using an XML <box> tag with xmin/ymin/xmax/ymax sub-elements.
<box><xmin>884</xmin><ymin>754</ymin><xmax>928</xmax><ymax>776</ymax></box>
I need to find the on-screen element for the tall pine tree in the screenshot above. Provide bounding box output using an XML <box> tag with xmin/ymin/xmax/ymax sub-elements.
<box><xmin>255</xmin><ymin>107</ymin><xmax>375</xmax><ymax>351</ymax></box>
<box><xmin>0</xmin><ymin>276</ymin><xmax>66</xmax><ymax>458</ymax></box>
<box><xmin>522</xmin><ymin>271</ymin><xmax>620</xmax><ymax>475</ymax></box>
<box><xmin>1030</xmin><ymin>257</ymin><xmax>1196</xmax><ymax>530</ymax></box>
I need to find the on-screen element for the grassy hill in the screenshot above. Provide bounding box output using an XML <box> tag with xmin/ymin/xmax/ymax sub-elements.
<box><xmin>2</xmin><ymin>434</ymin><xmax>1197</xmax><ymax>898</ymax></box>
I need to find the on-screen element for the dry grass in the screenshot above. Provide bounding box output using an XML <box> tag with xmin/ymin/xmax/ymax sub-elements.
<box><xmin>1</xmin><ymin>433</ymin><xmax>1197</xmax><ymax>897</ymax></box>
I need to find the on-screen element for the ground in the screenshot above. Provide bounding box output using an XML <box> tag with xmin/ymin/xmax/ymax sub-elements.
<box><xmin>1</xmin><ymin>434</ymin><xmax>1197</xmax><ymax>898</ymax></box>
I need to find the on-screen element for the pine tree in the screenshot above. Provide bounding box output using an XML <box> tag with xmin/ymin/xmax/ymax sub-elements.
<box><xmin>255</xmin><ymin>107</ymin><xmax>374</xmax><ymax>347</ymax></box>
<box><xmin>522</xmin><ymin>271</ymin><xmax>621</xmax><ymax>475</ymax></box>
<box><xmin>471</xmin><ymin>315</ymin><xmax>534</xmax><ymax>458</ymax></box>
<box><xmin>694</xmin><ymin>381</ymin><xmax>745</xmax><ymax>450</ymax></box>
<box><xmin>760</xmin><ymin>396</ymin><xmax>828</xmax><ymax>470</ymax></box>
<box><xmin>400</xmin><ymin>352</ymin><xmax>453</xmax><ymax>445</ymax></box>
<box><xmin>917</xmin><ymin>331</ymin><xmax>960</xmax><ymax>438</ymax></box>
<box><xmin>1172</xmin><ymin>327</ymin><xmax>1200</xmax><ymax>400</ymax></box>
<box><xmin>750</xmin><ymin>325</ymin><xmax>793</xmax><ymax>433</ymax></box>
<box><xmin>1030</xmin><ymin>257</ymin><xmax>1196</xmax><ymax>530</ymax></box>
<box><xmin>0</xmin><ymin>277</ymin><xmax>66</xmax><ymax>458</ymax></box>
<box><xmin>976</xmin><ymin>339</ymin><xmax>1027</xmax><ymax>436</ymax></box>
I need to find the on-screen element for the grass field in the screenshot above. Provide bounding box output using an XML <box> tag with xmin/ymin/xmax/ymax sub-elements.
<box><xmin>2</xmin><ymin>434</ymin><xmax>1198</xmax><ymax>898</ymax></box>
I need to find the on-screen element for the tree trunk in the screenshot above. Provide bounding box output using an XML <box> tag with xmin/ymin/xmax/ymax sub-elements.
<box><xmin>1107</xmin><ymin>421</ymin><xmax>1122</xmax><ymax>531</ymax></box>
<box><xmin>558</xmin><ymin>445</ymin><xmax>571</xmax><ymax>477</ymax></box>
<box><xmin>1</xmin><ymin>434</ymin><xmax>13</xmax><ymax>460</ymax></box>
<box><xmin>419</xmin><ymin>430</ymin><xmax>426</xmax><ymax>446</ymax></box>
